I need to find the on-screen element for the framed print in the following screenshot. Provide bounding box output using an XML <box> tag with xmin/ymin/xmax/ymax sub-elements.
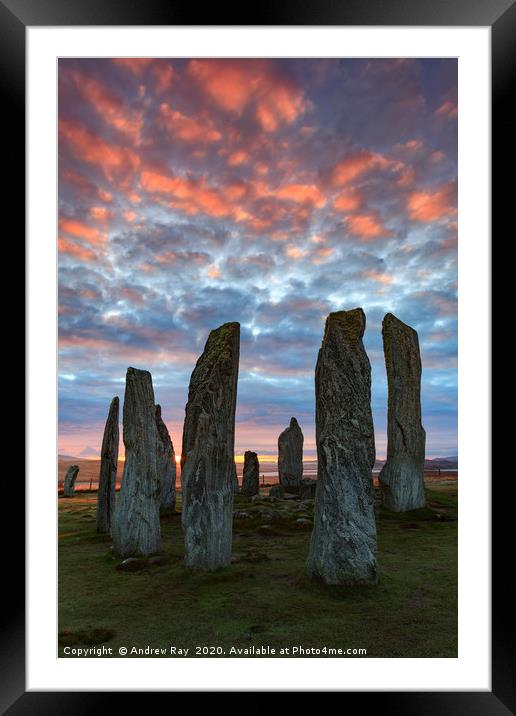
<box><xmin>6</xmin><ymin>0</ymin><xmax>513</xmax><ymax>709</ymax></box>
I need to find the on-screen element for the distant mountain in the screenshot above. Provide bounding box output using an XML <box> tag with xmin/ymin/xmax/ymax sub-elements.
<box><xmin>58</xmin><ymin>454</ymin><xmax>80</xmax><ymax>462</ymax></box>
<box><xmin>425</xmin><ymin>457</ymin><xmax>458</xmax><ymax>469</ymax></box>
<box><xmin>373</xmin><ymin>456</ymin><xmax>457</xmax><ymax>470</ymax></box>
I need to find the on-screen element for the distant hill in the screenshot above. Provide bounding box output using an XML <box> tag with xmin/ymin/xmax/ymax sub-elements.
<box><xmin>373</xmin><ymin>456</ymin><xmax>457</xmax><ymax>470</ymax></box>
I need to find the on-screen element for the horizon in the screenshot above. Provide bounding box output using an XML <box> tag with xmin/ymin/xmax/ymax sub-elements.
<box><xmin>58</xmin><ymin>58</ymin><xmax>458</xmax><ymax>460</ymax></box>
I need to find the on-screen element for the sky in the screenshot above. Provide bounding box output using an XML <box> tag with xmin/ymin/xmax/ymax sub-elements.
<box><xmin>58</xmin><ymin>58</ymin><xmax>457</xmax><ymax>461</ymax></box>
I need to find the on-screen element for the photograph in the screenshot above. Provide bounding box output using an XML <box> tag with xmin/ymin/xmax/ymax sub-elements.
<box><xmin>57</xmin><ymin>56</ymin><xmax>458</xmax><ymax>659</ymax></box>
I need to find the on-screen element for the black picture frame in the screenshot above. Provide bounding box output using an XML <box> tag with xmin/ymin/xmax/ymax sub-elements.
<box><xmin>7</xmin><ymin>0</ymin><xmax>513</xmax><ymax>710</ymax></box>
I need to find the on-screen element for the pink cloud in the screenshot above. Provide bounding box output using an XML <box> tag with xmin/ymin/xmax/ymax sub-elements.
<box><xmin>346</xmin><ymin>213</ymin><xmax>392</xmax><ymax>240</ymax></box>
<box><xmin>159</xmin><ymin>103</ymin><xmax>221</xmax><ymax>144</ymax></box>
<box><xmin>59</xmin><ymin>119</ymin><xmax>140</xmax><ymax>182</ymax></box>
<box><xmin>58</xmin><ymin>237</ymin><xmax>97</xmax><ymax>262</ymax></box>
<box><xmin>59</xmin><ymin>218</ymin><xmax>107</xmax><ymax>245</ymax></box>
<box><xmin>66</xmin><ymin>69</ymin><xmax>143</xmax><ymax>145</ymax></box>
<box><xmin>407</xmin><ymin>182</ymin><xmax>457</xmax><ymax>222</ymax></box>
<box><xmin>187</xmin><ymin>59</ymin><xmax>307</xmax><ymax>132</ymax></box>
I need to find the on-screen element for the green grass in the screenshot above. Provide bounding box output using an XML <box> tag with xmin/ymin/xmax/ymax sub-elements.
<box><xmin>58</xmin><ymin>483</ymin><xmax>457</xmax><ymax>658</ymax></box>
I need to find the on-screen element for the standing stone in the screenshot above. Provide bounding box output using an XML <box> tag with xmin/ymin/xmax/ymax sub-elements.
<box><xmin>96</xmin><ymin>397</ymin><xmax>119</xmax><ymax>533</ymax></box>
<box><xmin>307</xmin><ymin>309</ymin><xmax>378</xmax><ymax>586</ymax></box>
<box><xmin>155</xmin><ymin>404</ymin><xmax>177</xmax><ymax>512</ymax></box>
<box><xmin>241</xmin><ymin>451</ymin><xmax>260</xmax><ymax>497</ymax></box>
<box><xmin>379</xmin><ymin>313</ymin><xmax>426</xmax><ymax>511</ymax></box>
<box><xmin>63</xmin><ymin>465</ymin><xmax>79</xmax><ymax>497</ymax></box>
<box><xmin>112</xmin><ymin>368</ymin><xmax>161</xmax><ymax>557</ymax></box>
<box><xmin>278</xmin><ymin>417</ymin><xmax>304</xmax><ymax>488</ymax></box>
<box><xmin>232</xmin><ymin>461</ymin><xmax>239</xmax><ymax>494</ymax></box>
<box><xmin>181</xmin><ymin>322</ymin><xmax>240</xmax><ymax>570</ymax></box>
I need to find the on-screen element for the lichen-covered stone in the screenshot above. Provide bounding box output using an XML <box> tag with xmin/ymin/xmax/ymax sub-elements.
<box><xmin>278</xmin><ymin>417</ymin><xmax>304</xmax><ymax>488</ymax></box>
<box><xmin>155</xmin><ymin>404</ymin><xmax>176</xmax><ymax>511</ymax></box>
<box><xmin>379</xmin><ymin>313</ymin><xmax>426</xmax><ymax>512</ymax></box>
<box><xmin>181</xmin><ymin>322</ymin><xmax>240</xmax><ymax>570</ymax></box>
<box><xmin>63</xmin><ymin>465</ymin><xmax>79</xmax><ymax>497</ymax></box>
<box><xmin>96</xmin><ymin>397</ymin><xmax>119</xmax><ymax>533</ymax></box>
<box><xmin>112</xmin><ymin>368</ymin><xmax>161</xmax><ymax>557</ymax></box>
<box><xmin>307</xmin><ymin>309</ymin><xmax>378</xmax><ymax>586</ymax></box>
<box><xmin>241</xmin><ymin>451</ymin><xmax>259</xmax><ymax>497</ymax></box>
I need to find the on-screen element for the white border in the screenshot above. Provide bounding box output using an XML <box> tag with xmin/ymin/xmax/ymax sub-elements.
<box><xmin>27</xmin><ymin>26</ymin><xmax>490</xmax><ymax>691</ymax></box>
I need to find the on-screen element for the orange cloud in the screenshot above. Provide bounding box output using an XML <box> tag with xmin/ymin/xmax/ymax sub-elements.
<box><xmin>312</xmin><ymin>246</ymin><xmax>334</xmax><ymax>264</ymax></box>
<box><xmin>285</xmin><ymin>244</ymin><xmax>307</xmax><ymax>259</ymax></box>
<box><xmin>207</xmin><ymin>265</ymin><xmax>221</xmax><ymax>279</ymax></box>
<box><xmin>227</xmin><ymin>150</ymin><xmax>249</xmax><ymax>167</ymax></box>
<box><xmin>66</xmin><ymin>70</ymin><xmax>143</xmax><ymax>144</ymax></box>
<box><xmin>187</xmin><ymin>59</ymin><xmax>307</xmax><ymax>132</ymax></box>
<box><xmin>332</xmin><ymin>189</ymin><xmax>362</xmax><ymax>212</ymax></box>
<box><xmin>276</xmin><ymin>183</ymin><xmax>326</xmax><ymax>208</ymax></box>
<box><xmin>152</xmin><ymin>62</ymin><xmax>175</xmax><ymax>92</ymax></box>
<box><xmin>140</xmin><ymin>169</ymin><xmax>236</xmax><ymax>220</ymax></box>
<box><xmin>330</xmin><ymin>150</ymin><xmax>390</xmax><ymax>187</ymax></box>
<box><xmin>363</xmin><ymin>270</ymin><xmax>393</xmax><ymax>284</ymax></box>
<box><xmin>346</xmin><ymin>213</ymin><xmax>392</xmax><ymax>240</ymax></box>
<box><xmin>59</xmin><ymin>218</ymin><xmax>106</xmax><ymax>245</ymax></box>
<box><xmin>159</xmin><ymin>104</ymin><xmax>221</xmax><ymax>144</ymax></box>
<box><xmin>59</xmin><ymin>119</ymin><xmax>140</xmax><ymax>182</ymax></box>
<box><xmin>58</xmin><ymin>237</ymin><xmax>96</xmax><ymax>261</ymax></box>
<box><xmin>90</xmin><ymin>206</ymin><xmax>111</xmax><ymax>221</ymax></box>
<box><xmin>112</xmin><ymin>58</ymin><xmax>153</xmax><ymax>76</ymax></box>
<box><xmin>123</xmin><ymin>210</ymin><xmax>137</xmax><ymax>222</ymax></box>
<box><xmin>407</xmin><ymin>182</ymin><xmax>457</xmax><ymax>222</ymax></box>
<box><xmin>435</xmin><ymin>100</ymin><xmax>457</xmax><ymax>120</ymax></box>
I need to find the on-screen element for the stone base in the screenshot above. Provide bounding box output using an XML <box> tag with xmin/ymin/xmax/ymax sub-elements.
<box><xmin>379</xmin><ymin>460</ymin><xmax>426</xmax><ymax>512</ymax></box>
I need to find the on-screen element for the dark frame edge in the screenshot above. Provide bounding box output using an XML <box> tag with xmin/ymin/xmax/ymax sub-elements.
<box><xmin>1</xmin><ymin>0</ymin><xmax>26</xmax><ymax>714</ymax></box>
<box><xmin>8</xmin><ymin>0</ymin><xmax>515</xmax><ymax>711</ymax></box>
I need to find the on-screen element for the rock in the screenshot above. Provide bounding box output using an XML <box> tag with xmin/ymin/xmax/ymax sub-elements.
<box><xmin>283</xmin><ymin>492</ymin><xmax>298</xmax><ymax>500</ymax></box>
<box><xmin>63</xmin><ymin>465</ymin><xmax>79</xmax><ymax>497</ymax></box>
<box><xmin>116</xmin><ymin>557</ymin><xmax>148</xmax><ymax>572</ymax></box>
<box><xmin>112</xmin><ymin>368</ymin><xmax>161</xmax><ymax>558</ymax></box>
<box><xmin>278</xmin><ymin>417</ymin><xmax>304</xmax><ymax>488</ymax></box>
<box><xmin>155</xmin><ymin>405</ymin><xmax>177</xmax><ymax>512</ymax></box>
<box><xmin>147</xmin><ymin>555</ymin><xmax>167</xmax><ymax>566</ymax></box>
<box><xmin>181</xmin><ymin>322</ymin><xmax>240</xmax><ymax>571</ymax></box>
<box><xmin>269</xmin><ymin>484</ymin><xmax>285</xmax><ymax>499</ymax></box>
<box><xmin>260</xmin><ymin>509</ymin><xmax>281</xmax><ymax>523</ymax></box>
<box><xmin>234</xmin><ymin>510</ymin><xmax>252</xmax><ymax>520</ymax></box>
<box><xmin>379</xmin><ymin>313</ymin><xmax>426</xmax><ymax>512</ymax></box>
<box><xmin>293</xmin><ymin>518</ymin><xmax>312</xmax><ymax>529</ymax></box>
<box><xmin>299</xmin><ymin>478</ymin><xmax>317</xmax><ymax>500</ymax></box>
<box><xmin>241</xmin><ymin>451</ymin><xmax>259</xmax><ymax>497</ymax></box>
<box><xmin>96</xmin><ymin>397</ymin><xmax>119</xmax><ymax>533</ymax></box>
<box><xmin>307</xmin><ymin>309</ymin><xmax>378</xmax><ymax>586</ymax></box>
<box><xmin>256</xmin><ymin>525</ymin><xmax>274</xmax><ymax>535</ymax></box>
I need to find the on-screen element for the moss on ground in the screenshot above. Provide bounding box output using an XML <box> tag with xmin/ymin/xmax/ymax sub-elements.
<box><xmin>58</xmin><ymin>483</ymin><xmax>457</xmax><ymax>658</ymax></box>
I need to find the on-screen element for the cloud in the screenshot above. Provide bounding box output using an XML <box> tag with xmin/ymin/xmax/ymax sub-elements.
<box><xmin>159</xmin><ymin>103</ymin><xmax>222</xmax><ymax>144</ymax></box>
<box><xmin>58</xmin><ymin>58</ymin><xmax>458</xmax><ymax>459</ymax></box>
<box><xmin>187</xmin><ymin>59</ymin><xmax>308</xmax><ymax>132</ymax></box>
<box><xmin>407</xmin><ymin>181</ymin><xmax>457</xmax><ymax>222</ymax></box>
<box><xmin>59</xmin><ymin>119</ymin><xmax>140</xmax><ymax>182</ymax></box>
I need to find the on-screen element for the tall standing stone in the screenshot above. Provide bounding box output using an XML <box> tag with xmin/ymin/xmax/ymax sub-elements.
<box><xmin>278</xmin><ymin>417</ymin><xmax>304</xmax><ymax>488</ymax></box>
<box><xmin>112</xmin><ymin>368</ymin><xmax>161</xmax><ymax>557</ymax></box>
<box><xmin>307</xmin><ymin>309</ymin><xmax>378</xmax><ymax>586</ymax></box>
<box><xmin>63</xmin><ymin>465</ymin><xmax>79</xmax><ymax>497</ymax></box>
<box><xmin>379</xmin><ymin>313</ymin><xmax>426</xmax><ymax>511</ymax></box>
<box><xmin>241</xmin><ymin>451</ymin><xmax>260</xmax><ymax>497</ymax></box>
<box><xmin>181</xmin><ymin>322</ymin><xmax>240</xmax><ymax>571</ymax></box>
<box><xmin>155</xmin><ymin>404</ymin><xmax>177</xmax><ymax>511</ymax></box>
<box><xmin>96</xmin><ymin>397</ymin><xmax>119</xmax><ymax>533</ymax></box>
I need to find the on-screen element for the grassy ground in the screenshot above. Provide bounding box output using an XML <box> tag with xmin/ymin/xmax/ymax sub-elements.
<box><xmin>58</xmin><ymin>482</ymin><xmax>457</xmax><ymax>658</ymax></box>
